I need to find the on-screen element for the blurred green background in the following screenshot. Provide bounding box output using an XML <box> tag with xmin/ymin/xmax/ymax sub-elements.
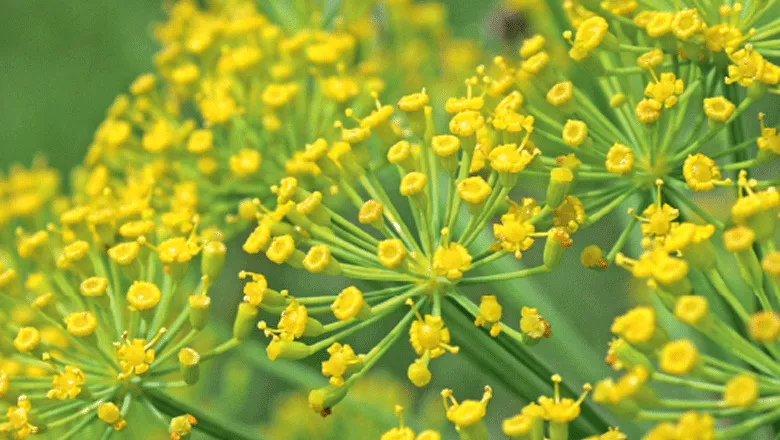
<box><xmin>0</xmin><ymin>1</ymin><xmax>641</xmax><ymax>438</ymax></box>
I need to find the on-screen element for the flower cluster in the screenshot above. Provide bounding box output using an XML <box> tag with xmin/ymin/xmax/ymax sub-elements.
<box><xmin>81</xmin><ymin>0</ymin><xmax>477</xmax><ymax>235</ymax></box>
<box><xmin>240</xmin><ymin>72</ymin><xmax>595</xmax><ymax>411</ymax></box>
<box><xmin>0</xmin><ymin>159</ymin><xmax>255</xmax><ymax>438</ymax></box>
<box><xmin>595</xmin><ymin>172</ymin><xmax>779</xmax><ymax>438</ymax></box>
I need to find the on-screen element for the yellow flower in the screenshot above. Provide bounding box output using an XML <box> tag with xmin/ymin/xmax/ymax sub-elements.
<box><xmin>520</xmin><ymin>306</ymin><xmax>551</xmax><ymax>340</ymax></box>
<box><xmin>303</xmin><ymin>245</ymin><xmax>333</xmax><ymax>273</ymax></box>
<box><xmin>723</xmin><ymin>374</ymin><xmax>759</xmax><ymax>408</ymax></box>
<box><xmin>398</xmin><ymin>90</ymin><xmax>429</xmax><ymax>112</ymax></box>
<box><xmin>635</xmin><ymin>98</ymin><xmax>662</xmax><ymax>124</ymax></box>
<box><xmin>4</xmin><ymin>396</ymin><xmax>37</xmax><ymax>438</ymax></box>
<box><xmin>13</xmin><ymin>327</ymin><xmax>40</xmax><ymax>353</ymax></box>
<box><xmin>749</xmin><ymin>311</ymin><xmax>779</xmax><ymax>342</ymax></box>
<box><xmin>673</xmin><ymin>296</ymin><xmax>709</xmax><ymax>325</ymax></box>
<box><xmin>321</xmin><ymin>343</ymin><xmax>361</xmax><ymax>386</ymax></box>
<box><xmin>108</xmin><ymin>241</ymin><xmax>140</xmax><ymax>266</ymax></box>
<box><xmin>568</xmin><ymin>16</ymin><xmax>609</xmax><ymax>61</ymax></box>
<box><xmin>489</xmin><ymin>144</ymin><xmax>537</xmax><ymax>174</ymax></box>
<box><xmin>644</xmin><ymin>72</ymin><xmax>684</xmax><ymax>109</ymax></box>
<box><xmin>683</xmin><ymin>154</ymin><xmax>728</xmax><ymax>191</ymax></box>
<box><xmin>611</xmin><ymin>307</ymin><xmax>656</xmax><ymax>344</ymax></box>
<box><xmin>519</xmin><ymin>34</ymin><xmax>545</xmax><ymax>58</ymax></box>
<box><xmin>47</xmin><ymin>366</ymin><xmax>86</xmax><ymax>400</ymax></box>
<box><xmin>381</xmin><ymin>406</ymin><xmax>416</xmax><ymax>440</ymax></box>
<box><xmin>98</xmin><ymin>402</ymin><xmax>127</xmax><ymax>430</ymax></box>
<box><xmin>409</xmin><ymin>307</ymin><xmax>457</xmax><ymax>359</ymax></box>
<box><xmin>377</xmin><ymin>239</ymin><xmax>407</xmax><ymax>269</ymax></box>
<box><xmin>431</xmin><ymin>134</ymin><xmax>460</xmax><ymax>158</ymax></box>
<box><xmin>605</xmin><ymin>143</ymin><xmax>634</xmax><ymax>174</ymax></box>
<box><xmin>546</xmin><ymin>81</ymin><xmax>574</xmax><ymax>106</ymax></box>
<box><xmin>637</xmin><ymin>48</ymin><xmax>663</xmax><ymax>70</ymax></box>
<box><xmin>332</xmin><ymin>286</ymin><xmax>369</xmax><ymax>321</ymax></box>
<box><xmin>537</xmin><ymin>375</ymin><xmax>591</xmax><ymax>423</ymax></box>
<box><xmin>64</xmin><ymin>311</ymin><xmax>97</xmax><ymax>337</ymax></box>
<box><xmin>126</xmin><ymin>281</ymin><xmax>162</xmax><ymax>311</ymax></box>
<box><xmin>676</xmin><ymin>411</ymin><xmax>715</xmax><ymax>440</ymax></box>
<box><xmin>703</xmin><ymin>97</ymin><xmax>735</xmax><ymax>122</ymax></box>
<box><xmin>474</xmin><ymin>295</ymin><xmax>502</xmax><ymax>336</ymax></box>
<box><xmin>266</xmin><ymin>234</ymin><xmax>296</xmax><ymax>264</ymax></box>
<box><xmin>672</xmin><ymin>9</ymin><xmax>703</xmax><ymax>40</ymax></box>
<box><xmin>562</xmin><ymin>120</ymin><xmax>588</xmax><ymax>147</ymax></box>
<box><xmin>399</xmin><ymin>172</ymin><xmax>427</xmax><ymax>196</ymax></box>
<box><xmin>456</xmin><ymin>176</ymin><xmax>492</xmax><ymax>205</ymax></box>
<box><xmin>432</xmin><ymin>242</ymin><xmax>472</xmax><ymax>280</ymax></box>
<box><xmin>659</xmin><ymin>340</ymin><xmax>698</xmax><ymax>375</ymax></box>
<box><xmin>645</xmin><ymin>12</ymin><xmax>674</xmax><ymax>38</ymax></box>
<box><xmin>358</xmin><ymin>200</ymin><xmax>384</xmax><ymax>225</ymax></box>
<box><xmin>229</xmin><ymin>149</ymin><xmax>262</xmax><ymax>177</ymax></box>
<box><xmin>142</xmin><ymin>119</ymin><xmax>174</xmax><ymax>153</ymax></box>
<box><xmin>169</xmin><ymin>414</ymin><xmax>197</xmax><ymax>440</ymax></box>
<box><xmin>757</xmin><ymin>112</ymin><xmax>780</xmax><ymax>155</ymax></box>
<box><xmin>442</xmin><ymin>386</ymin><xmax>492</xmax><ymax>429</ymax></box>
<box><xmin>130</xmin><ymin>73</ymin><xmax>156</xmax><ymax>95</ymax></box>
<box><xmin>449</xmin><ymin>110</ymin><xmax>485</xmax><ymax>137</ymax></box>
<box><xmin>581</xmin><ymin>245</ymin><xmax>607</xmax><ymax>269</ymax></box>
<box><xmin>115</xmin><ymin>338</ymin><xmax>156</xmax><ymax>378</ymax></box>
<box><xmin>407</xmin><ymin>358</ymin><xmax>432</xmax><ymax>387</ymax></box>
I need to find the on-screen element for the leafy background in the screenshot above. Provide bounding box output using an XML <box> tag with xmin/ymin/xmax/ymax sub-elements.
<box><xmin>0</xmin><ymin>1</ymin><xmax>643</xmax><ymax>438</ymax></box>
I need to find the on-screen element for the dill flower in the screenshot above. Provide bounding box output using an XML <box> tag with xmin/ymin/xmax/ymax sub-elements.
<box><xmin>239</xmin><ymin>72</ymin><xmax>595</xmax><ymax>412</ymax></box>
<box><xmin>602</xmin><ymin>175</ymin><xmax>780</xmax><ymax>437</ymax></box>
<box><xmin>0</xmin><ymin>167</ymin><xmax>241</xmax><ymax>436</ymax></box>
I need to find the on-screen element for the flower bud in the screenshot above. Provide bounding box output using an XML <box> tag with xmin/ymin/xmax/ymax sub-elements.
<box><xmin>233</xmin><ymin>302</ymin><xmax>258</xmax><ymax>341</ymax></box>
<box><xmin>188</xmin><ymin>295</ymin><xmax>211</xmax><ymax>330</ymax></box>
<box><xmin>201</xmin><ymin>241</ymin><xmax>226</xmax><ymax>280</ymax></box>
<box><xmin>266</xmin><ymin>338</ymin><xmax>312</xmax><ymax>361</ymax></box>
<box><xmin>545</xmin><ymin>167</ymin><xmax>574</xmax><ymax>208</ymax></box>
<box><xmin>308</xmin><ymin>384</ymin><xmax>349</xmax><ymax>414</ymax></box>
<box><xmin>178</xmin><ymin>348</ymin><xmax>200</xmax><ymax>385</ymax></box>
<box><xmin>543</xmin><ymin>228</ymin><xmax>570</xmax><ymax>270</ymax></box>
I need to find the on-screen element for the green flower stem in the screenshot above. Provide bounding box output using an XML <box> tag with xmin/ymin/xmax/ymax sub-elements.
<box><xmin>341</xmin><ymin>264</ymin><xmax>423</xmax><ymax>282</ymax></box>
<box><xmin>38</xmin><ymin>386</ymin><xmax>116</xmax><ymax>420</ymax></box>
<box><xmin>154</xmin><ymin>299</ymin><xmax>193</xmax><ymax>354</ymax></box>
<box><xmin>458</xmin><ymin>265</ymin><xmax>550</xmax><ymax>284</ymax></box>
<box><xmin>605</xmin><ymin>199</ymin><xmax>646</xmax><ymax>263</ymax></box>
<box><xmin>717</xmin><ymin>406</ymin><xmax>780</xmax><ymax>439</ymax></box>
<box><xmin>671</xmin><ymin>96</ymin><xmax>756</xmax><ymax>162</ymax></box>
<box><xmin>147</xmin><ymin>277</ymin><xmax>179</xmax><ymax>340</ymax></box>
<box><xmin>46</xmin><ymin>393</ymin><xmax>112</xmax><ymax>429</ymax></box>
<box><xmin>709</xmin><ymin>135</ymin><xmax>762</xmax><ymax>159</ymax></box>
<box><xmin>144</xmin><ymin>387</ymin><xmax>262</xmax><ymax>440</ymax></box>
<box><xmin>59</xmin><ymin>413</ymin><xmax>97</xmax><ymax>440</ymax></box>
<box><xmin>470</xmin><ymin>250</ymin><xmax>509</xmax><ymax>270</ymax></box>
<box><xmin>704</xmin><ymin>269</ymin><xmax>751</xmax><ymax>323</ymax></box>
<box><xmin>583</xmin><ymin>184</ymin><xmax>642</xmax><ymax>227</ymax></box>
<box><xmin>460</xmin><ymin>185</ymin><xmax>510</xmax><ymax>249</ymax></box>
<box><xmin>533</xmin><ymin>126</ymin><xmax>606</xmax><ymax>160</ymax></box>
<box><xmin>199</xmin><ymin>338</ymin><xmax>241</xmax><ymax>363</ymax></box>
<box><xmin>330</xmin><ymin>209</ymin><xmax>380</xmax><ymax>246</ymax></box>
<box><xmin>312</xmin><ymin>286</ymin><xmax>427</xmax><ymax>351</ymax></box>
<box><xmin>360</xmin><ymin>174</ymin><xmax>424</xmax><ymax>256</ymax></box>
<box><xmin>458</xmin><ymin>181</ymin><xmax>505</xmax><ymax>247</ymax></box>
<box><xmin>153</xmin><ymin>329</ymin><xmax>197</xmax><ymax>368</ymax></box>
<box><xmin>651</xmin><ymin>372</ymin><xmax>724</xmax><ymax>393</ymax></box>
